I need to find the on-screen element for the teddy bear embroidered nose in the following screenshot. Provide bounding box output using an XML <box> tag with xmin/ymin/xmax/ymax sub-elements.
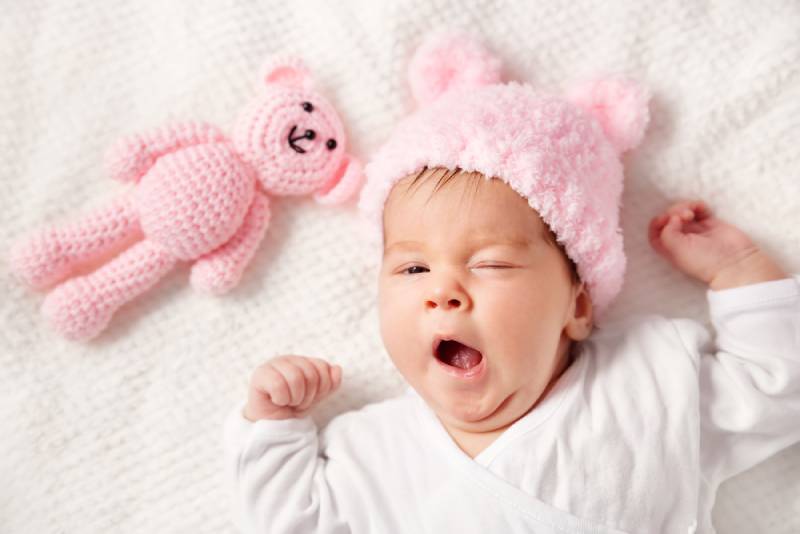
<box><xmin>288</xmin><ymin>125</ymin><xmax>316</xmax><ymax>153</ymax></box>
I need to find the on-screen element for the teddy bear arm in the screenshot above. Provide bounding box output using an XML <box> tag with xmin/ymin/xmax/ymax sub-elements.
<box><xmin>189</xmin><ymin>191</ymin><xmax>271</xmax><ymax>295</ymax></box>
<box><xmin>105</xmin><ymin>121</ymin><xmax>228</xmax><ymax>183</ymax></box>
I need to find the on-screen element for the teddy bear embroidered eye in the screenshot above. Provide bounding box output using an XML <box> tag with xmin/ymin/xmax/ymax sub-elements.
<box><xmin>9</xmin><ymin>56</ymin><xmax>363</xmax><ymax>341</ymax></box>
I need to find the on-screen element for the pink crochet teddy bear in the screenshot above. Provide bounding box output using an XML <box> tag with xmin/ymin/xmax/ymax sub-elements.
<box><xmin>10</xmin><ymin>56</ymin><xmax>363</xmax><ymax>341</ymax></box>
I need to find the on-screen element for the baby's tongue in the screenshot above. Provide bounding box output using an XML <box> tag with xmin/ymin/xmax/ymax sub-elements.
<box><xmin>442</xmin><ymin>341</ymin><xmax>482</xmax><ymax>369</ymax></box>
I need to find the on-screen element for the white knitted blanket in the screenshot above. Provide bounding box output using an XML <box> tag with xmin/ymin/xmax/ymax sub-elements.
<box><xmin>1</xmin><ymin>1</ymin><xmax>798</xmax><ymax>532</ymax></box>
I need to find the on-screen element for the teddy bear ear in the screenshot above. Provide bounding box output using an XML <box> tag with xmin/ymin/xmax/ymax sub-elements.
<box><xmin>259</xmin><ymin>55</ymin><xmax>313</xmax><ymax>89</ymax></box>
<box><xmin>565</xmin><ymin>77</ymin><xmax>651</xmax><ymax>154</ymax></box>
<box><xmin>408</xmin><ymin>31</ymin><xmax>502</xmax><ymax>106</ymax></box>
<box><xmin>314</xmin><ymin>154</ymin><xmax>364</xmax><ymax>205</ymax></box>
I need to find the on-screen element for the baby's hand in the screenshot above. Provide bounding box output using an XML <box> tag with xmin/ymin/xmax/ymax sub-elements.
<box><xmin>648</xmin><ymin>199</ymin><xmax>784</xmax><ymax>288</ymax></box>
<box><xmin>243</xmin><ymin>355</ymin><xmax>343</xmax><ymax>421</ymax></box>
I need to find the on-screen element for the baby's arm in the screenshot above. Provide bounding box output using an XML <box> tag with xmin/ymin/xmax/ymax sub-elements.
<box><xmin>650</xmin><ymin>200</ymin><xmax>800</xmax><ymax>481</ymax></box>
<box><xmin>673</xmin><ymin>275</ymin><xmax>800</xmax><ymax>482</ymax></box>
<box><xmin>223</xmin><ymin>356</ymin><xmax>347</xmax><ymax>533</ymax></box>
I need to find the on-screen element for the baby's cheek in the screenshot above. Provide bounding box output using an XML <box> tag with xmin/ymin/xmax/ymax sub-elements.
<box><xmin>480</xmin><ymin>286</ymin><xmax>559</xmax><ymax>348</ymax></box>
<box><xmin>378</xmin><ymin>287</ymin><xmax>421</xmax><ymax>366</ymax></box>
<box><xmin>479</xmin><ymin>284</ymin><xmax>532</xmax><ymax>319</ymax></box>
<box><xmin>377</xmin><ymin>291</ymin><xmax>404</xmax><ymax>345</ymax></box>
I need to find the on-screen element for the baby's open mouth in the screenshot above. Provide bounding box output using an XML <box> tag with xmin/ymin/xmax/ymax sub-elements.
<box><xmin>434</xmin><ymin>338</ymin><xmax>483</xmax><ymax>370</ymax></box>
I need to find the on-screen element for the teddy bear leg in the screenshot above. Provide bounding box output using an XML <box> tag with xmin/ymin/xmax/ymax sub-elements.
<box><xmin>41</xmin><ymin>238</ymin><xmax>176</xmax><ymax>341</ymax></box>
<box><xmin>10</xmin><ymin>195</ymin><xmax>142</xmax><ymax>290</ymax></box>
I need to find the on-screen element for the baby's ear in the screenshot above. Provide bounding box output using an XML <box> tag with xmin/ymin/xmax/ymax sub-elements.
<box><xmin>259</xmin><ymin>55</ymin><xmax>313</xmax><ymax>89</ymax></box>
<box><xmin>408</xmin><ymin>31</ymin><xmax>502</xmax><ymax>106</ymax></box>
<box><xmin>565</xmin><ymin>77</ymin><xmax>651</xmax><ymax>154</ymax></box>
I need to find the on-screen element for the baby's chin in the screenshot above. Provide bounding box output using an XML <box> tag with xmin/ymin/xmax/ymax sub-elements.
<box><xmin>431</xmin><ymin>388</ymin><xmax>525</xmax><ymax>432</ymax></box>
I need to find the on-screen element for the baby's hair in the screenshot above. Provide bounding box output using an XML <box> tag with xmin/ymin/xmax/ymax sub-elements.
<box><xmin>402</xmin><ymin>166</ymin><xmax>581</xmax><ymax>285</ymax></box>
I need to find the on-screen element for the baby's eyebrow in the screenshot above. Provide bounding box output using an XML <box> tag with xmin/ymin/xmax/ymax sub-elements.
<box><xmin>383</xmin><ymin>240</ymin><xmax>422</xmax><ymax>257</ymax></box>
<box><xmin>383</xmin><ymin>235</ymin><xmax>532</xmax><ymax>256</ymax></box>
<box><xmin>471</xmin><ymin>235</ymin><xmax>534</xmax><ymax>248</ymax></box>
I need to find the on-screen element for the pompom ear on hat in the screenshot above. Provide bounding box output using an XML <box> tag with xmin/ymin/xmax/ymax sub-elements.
<box><xmin>407</xmin><ymin>31</ymin><xmax>503</xmax><ymax>105</ymax></box>
<box><xmin>565</xmin><ymin>77</ymin><xmax>651</xmax><ymax>154</ymax></box>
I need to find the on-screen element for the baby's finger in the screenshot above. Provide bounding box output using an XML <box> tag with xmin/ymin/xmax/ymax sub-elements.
<box><xmin>292</xmin><ymin>358</ymin><xmax>322</xmax><ymax>411</ymax></box>
<box><xmin>331</xmin><ymin>365</ymin><xmax>343</xmax><ymax>390</ymax></box>
<box><xmin>658</xmin><ymin>214</ymin><xmax>686</xmax><ymax>249</ymax></box>
<box><xmin>665</xmin><ymin>202</ymin><xmax>693</xmax><ymax>220</ymax></box>
<box><xmin>688</xmin><ymin>200</ymin><xmax>712</xmax><ymax>221</ymax></box>
<box><xmin>667</xmin><ymin>199</ymin><xmax>710</xmax><ymax>221</ymax></box>
<box><xmin>307</xmin><ymin>358</ymin><xmax>336</xmax><ymax>401</ymax></box>
<box><xmin>252</xmin><ymin>364</ymin><xmax>291</xmax><ymax>406</ymax></box>
<box><xmin>648</xmin><ymin>214</ymin><xmax>670</xmax><ymax>253</ymax></box>
<box><xmin>271</xmin><ymin>359</ymin><xmax>307</xmax><ymax>407</ymax></box>
<box><xmin>649</xmin><ymin>213</ymin><xmax>669</xmax><ymax>232</ymax></box>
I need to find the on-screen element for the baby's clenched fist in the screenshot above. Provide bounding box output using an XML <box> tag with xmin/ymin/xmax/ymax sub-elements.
<box><xmin>243</xmin><ymin>355</ymin><xmax>343</xmax><ymax>421</ymax></box>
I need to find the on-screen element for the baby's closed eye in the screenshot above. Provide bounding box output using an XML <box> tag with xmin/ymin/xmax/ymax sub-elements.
<box><xmin>473</xmin><ymin>263</ymin><xmax>513</xmax><ymax>269</ymax></box>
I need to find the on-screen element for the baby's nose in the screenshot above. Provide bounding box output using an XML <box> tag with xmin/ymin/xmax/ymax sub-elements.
<box><xmin>426</xmin><ymin>296</ymin><xmax>463</xmax><ymax>310</ymax></box>
<box><xmin>426</xmin><ymin>283</ymin><xmax>470</xmax><ymax>311</ymax></box>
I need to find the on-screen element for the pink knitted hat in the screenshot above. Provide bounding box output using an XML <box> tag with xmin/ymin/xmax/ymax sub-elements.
<box><xmin>358</xmin><ymin>32</ymin><xmax>651</xmax><ymax>323</ymax></box>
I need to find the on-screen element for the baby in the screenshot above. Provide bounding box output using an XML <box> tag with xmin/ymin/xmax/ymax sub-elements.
<box><xmin>223</xmin><ymin>33</ymin><xmax>800</xmax><ymax>533</ymax></box>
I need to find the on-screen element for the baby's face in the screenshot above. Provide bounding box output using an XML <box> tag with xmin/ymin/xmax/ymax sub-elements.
<box><xmin>378</xmin><ymin>170</ymin><xmax>592</xmax><ymax>440</ymax></box>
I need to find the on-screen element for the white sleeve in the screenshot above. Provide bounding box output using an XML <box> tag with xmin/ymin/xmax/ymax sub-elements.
<box><xmin>671</xmin><ymin>274</ymin><xmax>800</xmax><ymax>484</ymax></box>
<box><xmin>222</xmin><ymin>402</ymin><xmax>350</xmax><ymax>534</ymax></box>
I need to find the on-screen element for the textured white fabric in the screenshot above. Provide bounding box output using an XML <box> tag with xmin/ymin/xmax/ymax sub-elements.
<box><xmin>1</xmin><ymin>1</ymin><xmax>799</xmax><ymax>533</ymax></box>
<box><xmin>223</xmin><ymin>275</ymin><xmax>800</xmax><ymax>534</ymax></box>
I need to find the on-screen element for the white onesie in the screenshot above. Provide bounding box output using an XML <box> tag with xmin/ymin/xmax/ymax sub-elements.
<box><xmin>223</xmin><ymin>274</ymin><xmax>800</xmax><ymax>534</ymax></box>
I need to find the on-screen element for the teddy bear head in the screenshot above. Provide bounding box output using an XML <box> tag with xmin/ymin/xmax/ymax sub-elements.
<box><xmin>232</xmin><ymin>56</ymin><xmax>362</xmax><ymax>205</ymax></box>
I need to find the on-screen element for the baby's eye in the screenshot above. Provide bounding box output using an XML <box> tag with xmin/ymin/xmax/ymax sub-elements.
<box><xmin>401</xmin><ymin>265</ymin><xmax>429</xmax><ymax>275</ymax></box>
<box><xmin>474</xmin><ymin>263</ymin><xmax>512</xmax><ymax>269</ymax></box>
